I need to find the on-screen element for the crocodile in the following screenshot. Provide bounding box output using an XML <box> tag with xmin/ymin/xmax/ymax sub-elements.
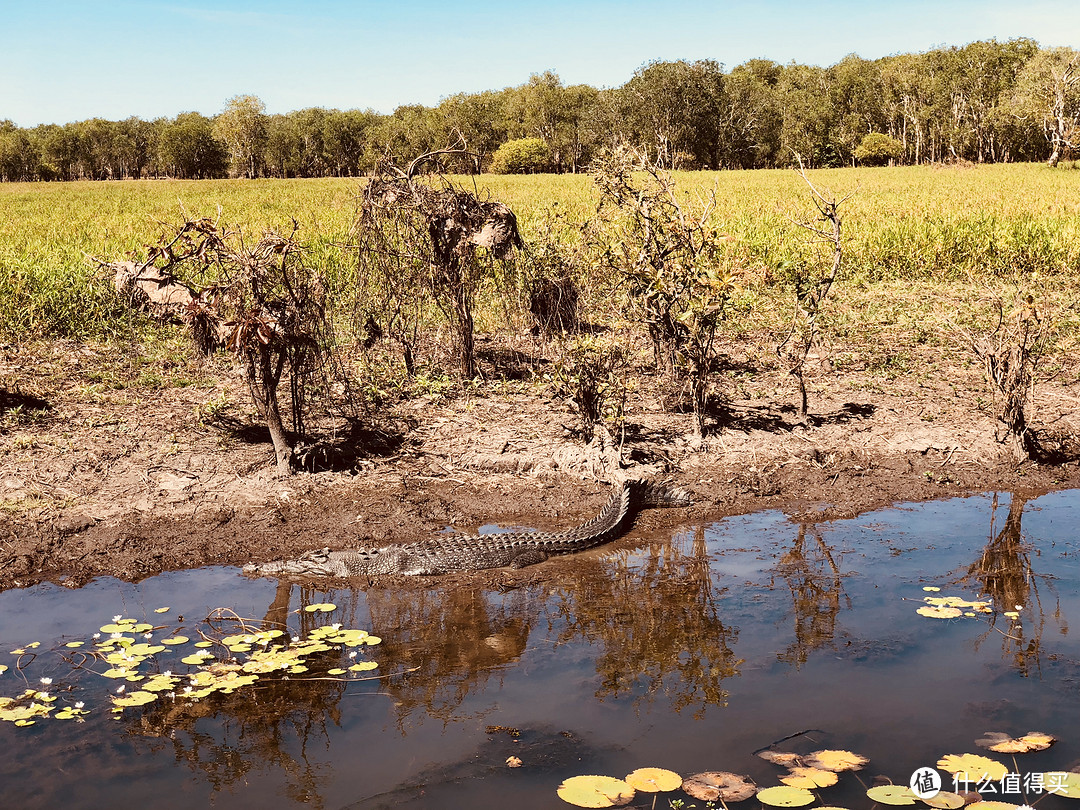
<box><xmin>243</xmin><ymin>478</ymin><xmax>691</xmax><ymax>578</ymax></box>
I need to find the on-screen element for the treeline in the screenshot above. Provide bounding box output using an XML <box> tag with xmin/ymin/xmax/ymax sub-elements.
<box><xmin>2</xmin><ymin>38</ymin><xmax>1078</xmax><ymax>182</ymax></box>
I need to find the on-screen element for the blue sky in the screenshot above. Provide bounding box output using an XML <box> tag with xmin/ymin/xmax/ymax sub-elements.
<box><xmin>4</xmin><ymin>0</ymin><xmax>1079</xmax><ymax>127</ymax></box>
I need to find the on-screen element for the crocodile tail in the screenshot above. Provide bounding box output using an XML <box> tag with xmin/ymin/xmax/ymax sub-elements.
<box><xmin>558</xmin><ymin>479</ymin><xmax>634</xmax><ymax>547</ymax></box>
<box><xmin>629</xmin><ymin>478</ymin><xmax>693</xmax><ymax>508</ymax></box>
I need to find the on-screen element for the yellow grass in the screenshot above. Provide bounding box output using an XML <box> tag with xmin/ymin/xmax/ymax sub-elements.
<box><xmin>1</xmin><ymin>163</ymin><xmax>1078</xmax><ymax>340</ymax></box>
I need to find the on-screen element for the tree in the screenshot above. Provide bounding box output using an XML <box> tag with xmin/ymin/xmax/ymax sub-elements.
<box><xmin>828</xmin><ymin>54</ymin><xmax>887</xmax><ymax>165</ymax></box>
<box><xmin>721</xmin><ymin>59</ymin><xmax>783</xmax><ymax>168</ymax></box>
<box><xmin>1010</xmin><ymin>46</ymin><xmax>1080</xmax><ymax>167</ymax></box>
<box><xmin>619</xmin><ymin>60</ymin><xmax>727</xmax><ymax>168</ymax></box>
<box><xmin>159</xmin><ymin>113</ymin><xmax>227</xmax><ymax>179</ymax></box>
<box><xmin>213</xmin><ymin>94</ymin><xmax>268</xmax><ymax>178</ymax></box>
<box><xmin>490</xmin><ymin>137</ymin><xmax>552</xmax><ymax>173</ymax></box>
<box><xmin>779</xmin><ymin>64</ymin><xmax>837</xmax><ymax>166</ymax></box>
<box><xmin>0</xmin><ymin>121</ymin><xmax>38</xmax><ymax>181</ymax></box>
<box><xmin>322</xmin><ymin>109</ymin><xmax>376</xmax><ymax>176</ymax></box>
<box><xmin>438</xmin><ymin>91</ymin><xmax>508</xmax><ymax>172</ymax></box>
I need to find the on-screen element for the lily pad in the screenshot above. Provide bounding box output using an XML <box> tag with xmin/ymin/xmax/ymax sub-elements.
<box><xmin>758</xmin><ymin>751</ymin><xmax>803</xmax><ymax>767</ymax></box>
<box><xmin>757</xmin><ymin>786</ymin><xmax>816</xmax><ymax>807</ymax></box>
<box><xmin>1043</xmin><ymin>772</ymin><xmax>1080</xmax><ymax>799</ymax></box>
<box><xmin>936</xmin><ymin>755</ymin><xmax>1008</xmax><ymax>782</ymax></box>
<box><xmin>683</xmin><ymin>772</ymin><xmax>756</xmax><ymax>802</ymax></box>
<box><xmin>976</xmin><ymin>731</ymin><xmax>1055</xmax><ymax>754</ymax></box>
<box><xmin>303</xmin><ymin>602</ymin><xmax>337</xmax><ymax>613</ymax></box>
<box><xmin>557</xmin><ymin>775</ymin><xmax>636</xmax><ymax>807</ymax></box>
<box><xmin>922</xmin><ymin>791</ymin><xmax>966</xmax><ymax>808</ymax></box>
<box><xmin>917</xmin><ymin>606</ymin><xmax>963</xmax><ymax>619</ymax></box>
<box><xmin>804</xmin><ymin>749</ymin><xmax>869</xmax><ymax>772</ymax></box>
<box><xmin>866</xmin><ymin>785</ymin><xmax>918</xmax><ymax>805</ymax></box>
<box><xmin>781</xmin><ymin>767</ymin><xmax>838</xmax><ymax>789</ymax></box>
<box><xmin>625</xmin><ymin>768</ymin><xmax>682</xmax><ymax>792</ymax></box>
<box><xmin>111</xmin><ymin>690</ymin><xmax>157</xmax><ymax>709</ymax></box>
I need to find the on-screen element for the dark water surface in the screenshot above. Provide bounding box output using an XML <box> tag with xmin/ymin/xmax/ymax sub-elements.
<box><xmin>2</xmin><ymin>491</ymin><xmax>1080</xmax><ymax>809</ymax></box>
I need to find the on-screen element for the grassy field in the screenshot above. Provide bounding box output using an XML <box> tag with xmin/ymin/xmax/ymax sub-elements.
<box><xmin>1</xmin><ymin>163</ymin><xmax>1078</xmax><ymax>342</ymax></box>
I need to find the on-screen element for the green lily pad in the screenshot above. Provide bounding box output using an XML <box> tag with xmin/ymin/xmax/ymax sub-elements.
<box><xmin>866</xmin><ymin>785</ymin><xmax>917</xmax><ymax>805</ymax></box>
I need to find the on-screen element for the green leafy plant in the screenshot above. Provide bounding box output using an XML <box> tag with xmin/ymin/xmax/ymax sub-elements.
<box><xmin>854</xmin><ymin>133</ymin><xmax>904</xmax><ymax>166</ymax></box>
<box><xmin>547</xmin><ymin>335</ymin><xmax>627</xmax><ymax>444</ymax></box>
<box><xmin>590</xmin><ymin>143</ymin><xmax>735</xmax><ymax>436</ymax></box>
<box><xmin>491</xmin><ymin>137</ymin><xmax>553</xmax><ymax>174</ymax></box>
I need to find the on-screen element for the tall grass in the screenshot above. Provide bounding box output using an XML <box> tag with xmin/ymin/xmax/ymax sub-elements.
<box><xmin>1</xmin><ymin>164</ymin><xmax>1078</xmax><ymax>341</ymax></box>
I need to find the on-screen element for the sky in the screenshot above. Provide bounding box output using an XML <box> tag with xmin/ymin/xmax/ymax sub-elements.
<box><xmin>3</xmin><ymin>0</ymin><xmax>1080</xmax><ymax>127</ymax></box>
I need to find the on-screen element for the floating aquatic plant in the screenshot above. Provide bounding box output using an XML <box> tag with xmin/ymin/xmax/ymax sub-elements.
<box><xmin>0</xmin><ymin>605</ymin><xmax>383</xmax><ymax>726</ymax></box>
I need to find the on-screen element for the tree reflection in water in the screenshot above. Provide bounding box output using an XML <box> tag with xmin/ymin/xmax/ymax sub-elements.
<box><xmin>129</xmin><ymin>582</ymin><xmax>369</xmax><ymax>809</ymax></box>
<box><xmin>550</xmin><ymin>527</ymin><xmax>741</xmax><ymax>718</ymax></box>
<box><xmin>967</xmin><ymin>493</ymin><xmax>1063</xmax><ymax>676</ymax></box>
<box><xmin>365</xmin><ymin>583</ymin><xmax>540</xmax><ymax>729</ymax></box>
<box><xmin>770</xmin><ymin>523</ymin><xmax>850</xmax><ymax>667</ymax></box>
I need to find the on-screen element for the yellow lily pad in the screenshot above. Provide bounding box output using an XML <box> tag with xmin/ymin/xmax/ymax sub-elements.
<box><xmin>936</xmin><ymin>755</ymin><xmax>1008</xmax><ymax>782</ymax></box>
<box><xmin>977</xmin><ymin>731</ymin><xmax>1055</xmax><ymax>754</ymax></box>
<box><xmin>154</xmin><ymin>607</ymin><xmax>171</xmax><ymax>613</ymax></box>
<box><xmin>557</xmin><ymin>775</ymin><xmax>636</xmax><ymax>807</ymax></box>
<box><xmin>781</xmin><ymin>767</ymin><xmax>838</xmax><ymax>788</ymax></box>
<box><xmin>111</xmin><ymin>690</ymin><xmax>157</xmax><ymax>708</ymax></box>
<box><xmin>866</xmin><ymin>785</ymin><xmax>918</xmax><ymax>805</ymax></box>
<box><xmin>303</xmin><ymin>602</ymin><xmax>337</xmax><ymax>613</ymax></box>
<box><xmin>804</xmin><ymin>750</ymin><xmax>869</xmax><ymax>772</ymax></box>
<box><xmin>917</xmin><ymin>606</ymin><xmax>963</xmax><ymax>619</ymax></box>
<box><xmin>966</xmin><ymin>803</ymin><xmax>1018</xmax><ymax>810</ymax></box>
<box><xmin>625</xmin><ymin>768</ymin><xmax>682</xmax><ymax>792</ymax></box>
<box><xmin>161</xmin><ymin>636</ymin><xmax>188</xmax><ymax>646</ymax></box>
<box><xmin>757</xmin><ymin>786</ymin><xmax>816</xmax><ymax>807</ymax></box>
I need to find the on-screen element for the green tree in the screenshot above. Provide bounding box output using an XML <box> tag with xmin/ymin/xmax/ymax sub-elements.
<box><xmin>828</xmin><ymin>54</ymin><xmax>887</xmax><ymax>165</ymax></box>
<box><xmin>438</xmin><ymin>91</ymin><xmax>508</xmax><ymax>172</ymax></box>
<box><xmin>214</xmin><ymin>94</ymin><xmax>268</xmax><ymax>178</ymax></box>
<box><xmin>366</xmin><ymin>105</ymin><xmax>442</xmax><ymax>167</ymax></box>
<box><xmin>779</xmin><ymin>64</ymin><xmax>836</xmax><ymax>166</ymax></box>
<box><xmin>323</xmin><ymin>109</ymin><xmax>376</xmax><ymax>176</ymax></box>
<box><xmin>721</xmin><ymin>59</ymin><xmax>783</xmax><ymax>168</ymax></box>
<box><xmin>619</xmin><ymin>60</ymin><xmax>727</xmax><ymax>168</ymax></box>
<box><xmin>491</xmin><ymin>137</ymin><xmax>552</xmax><ymax>173</ymax></box>
<box><xmin>0</xmin><ymin>121</ymin><xmax>38</xmax><ymax>181</ymax></box>
<box><xmin>159</xmin><ymin>112</ymin><xmax>228</xmax><ymax>179</ymax></box>
<box><xmin>1010</xmin><ymin>46</ymin><xmax>1080</xmax><ymax>167</ymax></box>
<box><xmin>264</xmin><ymin>113</ymin><xmax>303</xmax><ymax>177</ymax></box>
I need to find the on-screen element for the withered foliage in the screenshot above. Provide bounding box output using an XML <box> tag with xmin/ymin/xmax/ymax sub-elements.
<box><xmin>971</xmin><ymin>294</ymin><xmax>1045</xmax><ymax>462</ymax></box>
<box><xmin>106</xmin><ymin>211</ymin><xmax>356</xmax><ymax>474</ymax></box>
<box><xmin>354</xmin><ymin>155</ymin><xmax>522</xmax><ymax>378</ymax></box>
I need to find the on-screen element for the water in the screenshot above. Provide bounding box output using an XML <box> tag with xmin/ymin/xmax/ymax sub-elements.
<box><xmin>2</xmin><ymin>491</ymin><xmax>1080</xmax><ymax>809</ymax></box>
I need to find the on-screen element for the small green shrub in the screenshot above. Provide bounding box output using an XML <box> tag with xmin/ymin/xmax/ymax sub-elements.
<box><xmin>490</xmin><ymin>138</ymin><xmax>552</xmax><ymax>174</ymax></box>
<box><xmin>854</xmin><ymin>133</ymin><xmax>903</xmax><ymax>166</ymax></box>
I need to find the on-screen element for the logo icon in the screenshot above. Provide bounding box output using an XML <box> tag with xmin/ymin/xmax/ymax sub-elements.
<box><xmin>910</xmin><ymin>767</ymin><xmax>942</xmax><ymax>799</ymax></box>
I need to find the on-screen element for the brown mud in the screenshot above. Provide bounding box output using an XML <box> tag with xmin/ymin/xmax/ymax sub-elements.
<box><xmin>3</xmin><ymin>336</ymin><xmax>1080</xmax><ymax>592</ymax></box>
